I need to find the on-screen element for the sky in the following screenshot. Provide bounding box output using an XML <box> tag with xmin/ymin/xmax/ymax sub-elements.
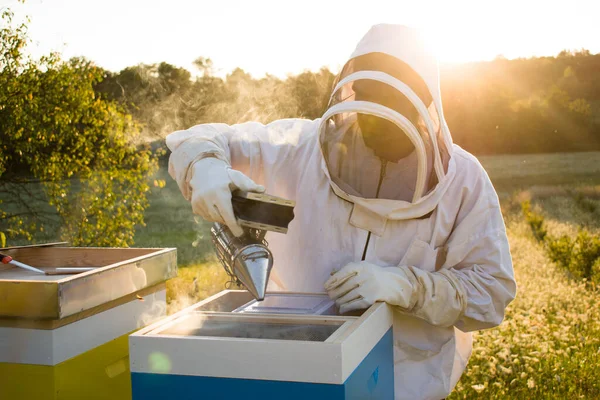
<box><xmin>4</xmin><ymin>0</ymin><xmax>600</xmax><ymax>78</ymax></box>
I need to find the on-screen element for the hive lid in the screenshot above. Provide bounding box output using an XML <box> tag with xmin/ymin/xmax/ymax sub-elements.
<box><xmin>0</xmin><ymin>247</ymin><xmax>177</xmax><ymax>319</ymax></box>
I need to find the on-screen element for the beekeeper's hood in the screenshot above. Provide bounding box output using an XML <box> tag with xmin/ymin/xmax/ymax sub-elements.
<box><xmin>319</xmin><ymin>24</ymin><xmax>456</xmax><ymax>232</ymax></box>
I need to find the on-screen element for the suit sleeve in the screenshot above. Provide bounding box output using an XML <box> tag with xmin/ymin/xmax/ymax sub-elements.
<box><xmin>441</xmin><ymin>164</ymin><xmax>517</xmax><ymax>332</ymax></box>
<box><xmin>165</xmin><ymin>119</ymin><xmax>319</xmax><ymax>201</ymax></box>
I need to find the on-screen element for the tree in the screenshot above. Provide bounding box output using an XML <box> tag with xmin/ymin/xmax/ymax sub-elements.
<box><xmin>193</xmin><ymin>57</ymin><xmax>214</xmax><ymax>77</ymax></box>
<box><xmin>287</xmin><ymin>67</ymin><xmax>336</xmax><ymax>120</ymax></box>
<box><xmin>0</xmin><ymin>8</ymin><xmax>158</xmax><ymax>247</ymax></box>
<box><xmin>441</xmin><ymin>49</ymin><xmax>600</xmax><ymax>155</ymax></box>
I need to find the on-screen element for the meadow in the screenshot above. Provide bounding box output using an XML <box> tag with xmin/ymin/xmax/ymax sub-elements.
<box><xmin>131</xmin><ymin>151</ymin><xmax>600</xmax><ymax>399</ymax></box>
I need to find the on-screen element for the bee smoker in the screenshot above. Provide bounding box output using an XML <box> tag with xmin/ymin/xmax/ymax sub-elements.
<box><xmin>210</xmin><ymin>191</ymin><xmax>295</xmax><ymax>301</ymax></box>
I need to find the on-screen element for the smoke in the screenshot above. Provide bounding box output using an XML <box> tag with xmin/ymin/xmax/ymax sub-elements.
<box><xmin>132</xmin><ymin>67</ymin><xmax>335</xmax><ymax>150</ymax></box>
<box><xmin>166</xmin><ymin>291</ymin><xmax>199</xmax><ymax>315</ymax></box>
<box><xmin>137</xmin><ymin>297</ymin><xmax>168</xmax><ymax>328</ymax></box>
<box><xmin>166</xmin><ymin>260</ymin><xmax>231</xmax><ymax>315</ymax></box>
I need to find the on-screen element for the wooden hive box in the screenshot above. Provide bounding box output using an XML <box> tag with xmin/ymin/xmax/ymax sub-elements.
<box><xmin>0</xmin><ymin>244</ymin><xmax>177</xmax><ymax>400</ymax></box>
<box><xmin>130</xmin><ymin>290</ymin><xmax>394</xmax><ymax>400</ymax></box>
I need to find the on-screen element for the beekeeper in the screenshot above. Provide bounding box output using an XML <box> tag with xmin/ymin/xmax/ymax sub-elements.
<box><xmin>166</xmin><ymin>24</ymin><xmax>517</xmax><ymax>400</ymax></box>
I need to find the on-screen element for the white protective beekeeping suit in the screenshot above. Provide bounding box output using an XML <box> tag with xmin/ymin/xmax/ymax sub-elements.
<box><xmin>167</xmin><ymin>24</ymin><xmax>516</xmax><ymax>400</ymax></box>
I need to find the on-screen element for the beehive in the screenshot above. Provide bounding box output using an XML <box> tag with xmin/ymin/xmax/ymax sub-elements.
<box><xmin>130</xmin><ymin>290</ymin><xmax>394</xmax><ymax>400</ymax></box>
<box><xmin>0</xmin><ymin>245</ymin><xmax>177</xmax><ymax>400</ymax></box>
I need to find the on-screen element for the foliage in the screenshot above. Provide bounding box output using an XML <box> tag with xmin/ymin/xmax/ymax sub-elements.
<box><xmin>0</xmin><ymin>9</ymin><xmax>157</xmax><ymax>246</ymax></box>
<box><xmin>545</xmin><ymin>235</ymin><xmax>575</xmax><ymax>275</ymax></box>
<box><xmin>450</xmin><ymin>216</ymin><xmax>600</xmax><ymax>399</ymax></box>
<box><xmin>521</xmin><ymin>201</ymin><xmax>547</xmax><ymax>242</ymax></box>
<box><xmin>442</xmin><ymin>53</ymin><xmax>600</xmax><ymax>155</ymax></box>
<box><xmin>521</xmin><ymin>198</ymin><xmax>600</xmax><ymax>286</ymax></box>
<box><xmin>93</xmin><ymin>61</ymin><xmax>336</xmax><ymax>173</ymax></box>
<box><xmin>166</xmin><ymin>261</ymin><xmax>229</xmax><ymax>314</ymax></box>
<box><xmin>547</xmin><ymin>231</ymin><xmax>600</xmax><ymax>284</ymax></box>
<box><xmin>95</xmin><ymin>62</ymin><xmax>336</xmax><ymax>145</ymax></box>
<box><xmin>448</xmin><ymin>182</ymin><xmax>600</xmax><ymax>398</ymax></box>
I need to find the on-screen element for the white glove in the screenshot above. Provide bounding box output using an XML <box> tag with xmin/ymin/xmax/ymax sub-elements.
<box><xmin>189</xmin><ymin>157</ymin><xmax>265</xmax><ymax>237</ymax></box>
<box><xmin>325</xmin><ymin>261</ymin><xmax>467</xmax><ymax>327</ymax></box>
<box><xmin>325</xmin><ymin>261</ymin><xmax>414</xmax><ymax>314</ymax></box>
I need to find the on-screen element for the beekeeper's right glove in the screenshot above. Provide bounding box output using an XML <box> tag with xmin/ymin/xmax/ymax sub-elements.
<box><xmin>188</xmin><ymin>157</ymin><xmax>265</xmax><ymax>237</ymax></box>
<box><xmin>325</xmin><ymin>261</ymin><xmax>467</xmax><ymax>327</ymax></box>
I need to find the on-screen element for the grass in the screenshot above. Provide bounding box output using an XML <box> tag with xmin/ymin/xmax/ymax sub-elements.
<box><xmin>478</xmin><ymin>151</ymin><xmax>600</xmax><ymax>200</ymax></box>
<box><xmin>449</xmin><ymin>193</ymin><xmax>600</xmax><ymax>399</ymax></box>
<box><xmin>447</xmin><ymin>152</ymin><xmax>600</xmax><ymax>398</ymax></box>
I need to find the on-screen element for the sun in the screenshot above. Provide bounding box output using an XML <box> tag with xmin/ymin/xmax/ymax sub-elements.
<box><xmin>418</xmin><ymin>22</ymin><xmax>498</xmax><ymax>64</ymax></box>
<box><xmin>402</xmin><ymin>5</ymin><xmax>509</xmax><ymax>65</ymax></box>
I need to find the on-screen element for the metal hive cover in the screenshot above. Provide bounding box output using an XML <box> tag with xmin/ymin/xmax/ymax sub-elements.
<box><xmin>233</xmin><ymin>293</ymin><xmax>335</xmax><ymax>315</ymax></box>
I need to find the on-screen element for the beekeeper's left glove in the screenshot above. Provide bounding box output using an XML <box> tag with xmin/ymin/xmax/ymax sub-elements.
<box><xmin>325</xmin><ymin>261</ymin><xmax>467</xmax><ymax>327</ymax></box>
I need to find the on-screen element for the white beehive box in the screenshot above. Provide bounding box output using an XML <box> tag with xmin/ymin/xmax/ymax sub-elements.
<box><xmin>129</xmin><ymin>290</ymin><xmax>394</xmax><ymax>400</ymax></box>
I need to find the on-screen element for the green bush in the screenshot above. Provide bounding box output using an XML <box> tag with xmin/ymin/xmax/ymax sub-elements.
<box><xmin>521</xmin><ymin>201</ymin><xmax>547</xmax><ymax>242</ymax></box>
<box><xmin>545</xmin><ymin>235</ymin><xmax>575</xmax><ymax>274</ymax></box>
<box><xmin>522</xmin><ymin>200</ymin><xmax>600</xmax><ymax>286</ymax></box>
<box><xmin>592</xmin><ymin>258</ymin><xmax>600</xmax><ymax>286</ymax></box>
<box><xmin>1</xmin><ymin>9</ymin><xmax>157</xmax><ymax>247</ymax></box>
<box><xmin>547</xmin><ymin>231</ymin><xmax>600</xmax><ymax>281</ymax></box>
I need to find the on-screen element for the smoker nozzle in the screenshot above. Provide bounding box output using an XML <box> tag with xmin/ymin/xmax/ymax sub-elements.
<box><xmin>211</xmin><ymin>223</ymin><xmax>273</xmax><ymax>301</ymax></box>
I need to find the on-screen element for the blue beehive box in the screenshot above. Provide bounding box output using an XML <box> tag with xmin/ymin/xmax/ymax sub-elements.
<box><xmin>129</xmin><ymin>290</ymin><xmax>394</xmax><ymax>400</ymax></box>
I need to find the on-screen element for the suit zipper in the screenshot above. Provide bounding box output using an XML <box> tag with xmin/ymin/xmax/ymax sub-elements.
<box><xmin>361</xmin><ymin>159</ymin><xmax>387</xmax><ymax>261</ymax></box>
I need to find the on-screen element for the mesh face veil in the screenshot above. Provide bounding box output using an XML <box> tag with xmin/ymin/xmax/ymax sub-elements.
<box><xmin>319</xmin><ymin>52</ymin><xmax>450</xmax><ymax>203</ymax></box>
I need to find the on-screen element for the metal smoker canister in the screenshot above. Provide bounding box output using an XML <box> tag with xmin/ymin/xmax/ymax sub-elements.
<box><xmin>210</xmin><ymin>191</ymin><xmax>295</xmax><ymax>301</ymax></box>
<box><xmin>211</xmin><ymin>222</ymin><xmax>273</xmax><ymax>301</ymax></box>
